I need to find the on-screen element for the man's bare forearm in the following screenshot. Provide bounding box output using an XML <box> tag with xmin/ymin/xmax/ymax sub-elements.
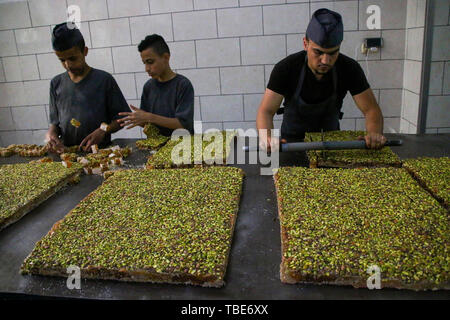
<box><xmin>365</xmin><ymin>108</ymin><xmax>384</xmax><ymax>134</ymax></box>
<box><xmin>48</xmin><ymin>124</ymin><xmax>60</xmax><ymax>134</ymax></box>
<box><xmin>107</xmin><ymin>119</ymin><xmax>122</xmax><ymax>134</ymax></box>
<box><xmin>147</xmin><ymin>113</ymin><xmax>183</xmax><ymax>130</ymax></box>
<box><xmin>256</xmin><ymin>109</ymin><xmax>274</xmax><ymax>134</ymax></box>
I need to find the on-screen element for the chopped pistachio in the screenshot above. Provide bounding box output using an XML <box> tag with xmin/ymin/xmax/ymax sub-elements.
<box><xmin>304</xmin><ymin>130</ymin><xmax>402</xmax><ymax>168</ymax></box>
<box><xmin>21</xmin><ymin>166</ymin><xmax>245</xmax><ymax>287</ymax></box>
<box><xmin>146</xmin><ymin>131</ymin><xmax>237</xmax><ymax>169</ymax></box>
<box><xmin>403</xmin><ymin>157</ymin><xmax>450</xmax><ymax>210</ymax></box>
<box><xmin>0</xmin><ymin>162</ymin><xmax>82</xmax><ymax>228</ymax></box>
<box><xmin>274</xmin><ymin>166</ymin><xmax>449</xmax><ymax>289</ymax></box>
<box><xmin>136</xmin><ymin>124</ymin><xmax>170</xmax><ymax>151</ymax></box>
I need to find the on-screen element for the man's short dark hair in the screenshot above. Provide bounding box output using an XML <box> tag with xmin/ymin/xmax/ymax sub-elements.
<box><xmin>74</xmin><ymin>38</ymin><xmax>85</xmax><ymax>52</ymax></box>
<box><xmin>52</xmin><ymin>22</ymin><xmax>86</xmax><ymax>52</ymax></box>
<box><xmin>138</xmin><ymin>34</ymin><xmax>170</xmax><ymax>56</ymax></box>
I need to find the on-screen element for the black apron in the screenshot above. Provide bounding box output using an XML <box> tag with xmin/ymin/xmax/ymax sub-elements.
<box><xmin>280</xmin><ymin>55</ymin><xmax>343</xmax><ymax>142</ymax></box>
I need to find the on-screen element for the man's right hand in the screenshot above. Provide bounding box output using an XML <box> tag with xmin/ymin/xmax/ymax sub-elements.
<box><xmin>45</xmin><ymin>131</ymin><xmax>64</xmax><ymax>154</ymax></box>
<box><xmin>258</xmin><ymin>129</ymin><xmax>286</xmax><ymax>153</ymax></box>
<box><xmin>256</xmin><ymin>88</ymin><xmax>285</xmax><ymax>153</ymax></box>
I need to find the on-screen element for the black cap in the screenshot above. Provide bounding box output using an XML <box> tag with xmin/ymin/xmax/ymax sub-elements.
<box><xmin>51</xmin><ymin>22</ymin><xmax>84</xmax><ymax>51</ymax></box>
<box><xmin>306</xmin><ymin>8</ymin><xmax>343</xmax><ymax>48</ymax></box>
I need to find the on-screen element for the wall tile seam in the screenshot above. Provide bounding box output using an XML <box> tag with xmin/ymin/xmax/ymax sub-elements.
<box><xmin>1</xmin><ymin>16</ymin><xmax>414</xmax><ymax>34</ymax></box>
<box><xmin>0</xmin><ymin>57</ymin><xmax>411</xmax><ymax>80</ymax></box>
<box><xmin>0</xmin><ymin>129</ymin><xmax>48</xmax><ymax>132</ymax></box>
<box><xmin>428</xmin><ymin>93</ymin><xmax>450</xmax><ymax>97</ymax></box>
<box><xmin>1</xmin><ymin>27</ymin><xmax>412</xmax><ymax>54</ymax></box>
<box><xmin>403</xmin><ymin>87</ymin><xmax>423</xmax><ymax>96</ymax></box>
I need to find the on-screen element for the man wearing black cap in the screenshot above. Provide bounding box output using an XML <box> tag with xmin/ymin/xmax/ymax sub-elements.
<box><xmin>45</xmin><ymin>22</ymin><xmax>130</xmax><ymax>152</ymax></box>
<box><xmin>257</xmin><ymin>8</ymin><xmax>387</xmax><ymax>151</ymax></box>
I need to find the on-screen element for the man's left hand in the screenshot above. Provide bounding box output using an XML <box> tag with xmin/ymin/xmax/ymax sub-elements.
<box><xmin>357</xmin><ymin>132</ymin><xmax>387</xmax><ymax>150</ymax></box>
<box><xmin>117</xmin><ymin>105</ymin><xmax>152</xmax><ymax>129</ymax></box>
<box><xmin>79</xmin><ymin>128</ymin><xmax>106</xmax><ymax>151</ymax></box>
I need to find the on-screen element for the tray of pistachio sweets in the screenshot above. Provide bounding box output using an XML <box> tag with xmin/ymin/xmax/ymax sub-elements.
<box><xmin>59</xmin><ymin>145</ymin><xmax>131</xmax><ymax>177</ymax></box>
<box><xmin>29</xmin><ymin>157</ymin><xmax>54</xmax><ymax>164</ymax></box>
<box><xmin>60</xmin><ymin>152</ymin><xmax>78</xmax><ymax>162</ymax></box>
<box><xmin>21</xmin><ymin>166</ymin><xmax>245</xmax><ymax>287</ymax></box>
<box><xmin>63</xmin><ymin>145</ymin><xmax>80</xmax><ymax>153</ymax></box>
<box><xmin>304</xmin><ymin>130</ymin><xmax>402</xmax><ymax>168</ymax></box>
<box><xmin>146</xmin><ymin>131</ymin><xmax>237</xmax><ymax>169</ymax></box>
<box><xmin>273</xmin><ymin>166</ymin><xmax>449</xmax><ymax>290</ymax></box>
<box><xmin>402</xmin><ymin>157</ymin><xmax>450</xmax><ymax>211</ymax></box>
<box><xmin>0</xmin><ymin>147</ymin><xmax>14</xmax><ymax>157</ymax></box>
<box><xmin>0</xmin><ymin>144</ymin><xmax>49</xmax><ymax>157</ymax></box>
<box><xmin>0</xmin><ymin>162</ymin><xmax>83</xmax><ymax>231</ymax></box>
<box><xmin>135</xmin><ymin>124</ymin><xmax>169</xmax><ymax>151</ymax></box>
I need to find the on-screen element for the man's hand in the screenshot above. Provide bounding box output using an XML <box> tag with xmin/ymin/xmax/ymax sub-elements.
<box><xmin>45</xmin><ymin>129</ymin><xmax>64</xmax><ymax>154</ymax></box>
<box><xmin>256</xmin><ymin>89</ymin><xmax>284</xmax><ymax>153</ymax></box>
<box><xmin>258</xmin><ymin>129</ymin><xmax>286</xmax><ymax>153</ymax></box>
<box><xmin>117</xmin><ymin>105</ymin><xmax>152</xmax><ymax>129</ymax></box>
<box><xmin>79</xmin><ymin>128</ymin><xmax>106</xmax><ymax>151</ymax></box>
<box><xmin>357</xmin><ymin>132</ymin><xmax>387</xmax><ymax>149</ymax></box>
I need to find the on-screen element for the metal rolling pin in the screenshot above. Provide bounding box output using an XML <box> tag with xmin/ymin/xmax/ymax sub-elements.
<box><xmin>242</xmin><ymin>139</ymin><xmax>403</xmax><ymax>152</ymax></box>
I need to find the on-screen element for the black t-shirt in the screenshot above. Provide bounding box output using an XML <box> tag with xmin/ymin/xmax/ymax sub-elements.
<box><xmin>49</xmin><ymin>68</ymin><xmax>130</xmax><ymax>146</ymax></box>
<box><xmin>267</xmin><ymin>50</ymin><xmax>370</xmax><ymax>112</ymax></box>
<box><xmin>140</xmin><ymin>74</ymin><xmax>194</xmax><ymax>136</ymax></box>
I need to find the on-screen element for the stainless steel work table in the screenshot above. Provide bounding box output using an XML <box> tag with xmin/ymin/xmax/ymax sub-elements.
<box><xmin>0</xmin><ymin>133</ymin><xmax>449</xmax><ymax>299</ymax></box>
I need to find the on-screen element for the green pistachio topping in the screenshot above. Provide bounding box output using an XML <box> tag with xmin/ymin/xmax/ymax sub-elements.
<box><xmin>275</xmin><ymin>166</ymin><xmax>449</xmax><ymax>287</ymax></box>
<box><xmin>403</xmin><ymin>157</ymin><xmax>450</xmax><ymax>210</ymax></box>
<box><xmin>146</xmin><ymin>131</ymin><xmax>237</xmax><ymax>169</ymax></box>
<box><xmin>0</xmin><ymin>162</ymin><xmax>82</xmax><ymax>223</ymax></box>
<box><xmin>21</xmin><ymin>166</ymin><xmax>245</xmax><ymax>283</ymax></box>
<box><xmin>304</xmin><ymin>131</ymin><xmax>402</xmax><ymax>167</ymax></box>
<box><xmin>136</xmin><ymin>124</ymin><xmax>170</xmax><ymax>150</ymax></box>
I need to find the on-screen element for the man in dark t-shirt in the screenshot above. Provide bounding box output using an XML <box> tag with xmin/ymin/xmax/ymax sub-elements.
<box><xmin>257</xmin><ymin>8</ymin><xmax>386</xmax><ymax>150</ymax></box>
<box><xmin>117</xmin><ymin>34</ymin><xmax>194</xmax><ymax>136</ymax></box>
<box><xmin>46</xmin><ymin>22</ymin><xmax>130</xmax><ymax>151</ymax></box>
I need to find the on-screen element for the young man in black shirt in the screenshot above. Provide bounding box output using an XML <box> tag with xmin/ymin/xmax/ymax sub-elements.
<box><xmin>117</xmin><ymin>34</ymin><xmax>194</xmax><ymax>136</ymax></box>
<box><xmin>46</xmin><ymin>22</ymin><xmax>130</xmax><ymax>152</ymax></box>
<box><xmin>257</xmin><ymin>8</ymin><xmax>386</xmax><ymax>150</ymax></box>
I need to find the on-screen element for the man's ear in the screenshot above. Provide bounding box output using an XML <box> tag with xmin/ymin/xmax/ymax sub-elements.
<box><xmin>303</xmin><ymin>37</ymin><xmax>309</xmax><ymax>51</ymax></box>
<box><xmin>163</xmin><ymin>52</ymin><xmax>170</xmax><ymax>62</ymax></box>
<box><xmin>83</xmin><ymin>46</ymin><xmax>88</xmax><ymax>57</ymax></box>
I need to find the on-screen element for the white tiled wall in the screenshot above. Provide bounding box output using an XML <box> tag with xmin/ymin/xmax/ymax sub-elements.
<box><xmin>425</xmin><ymin>0</ymin><xmax>450</xmax><ymax>134</ymax></box>
<box><xmin>401</xmin><ymin>0</ymin><xmax>450</xmax><ymax>134</ymax></box>
<box><xmin>400</xmin><ymin>0</ymin><xmax>426</xmax><ymax>134</ymax></box>
<box><xmin>0</xmin><ymin>0</ymin><xmax>445</xmax><ymax>146</ymax></box>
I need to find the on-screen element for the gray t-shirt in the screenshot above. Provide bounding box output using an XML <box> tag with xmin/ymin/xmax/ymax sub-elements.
<box><xmin>140</xmin><ymin>74</ymin><xmax>194</xmax><ymax>136</ymax></box>
<box><xmin>49</xmin><ymin>68</ymin><xmax>130</xmax><ymax>146</ymax></box>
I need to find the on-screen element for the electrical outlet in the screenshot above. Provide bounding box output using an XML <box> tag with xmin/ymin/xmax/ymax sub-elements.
<box><xmin>361</xmin><ymin>37</ymin><xmax>383</xmax><ymax>54</ymax></box>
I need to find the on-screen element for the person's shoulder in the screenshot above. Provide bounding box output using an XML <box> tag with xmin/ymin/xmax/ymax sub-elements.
<box><xmin>174</xmin><ymin>73</ymin><xmax>193</xmax><ymax>87</ymax></box>
<box><xmin>50</xmin><ymin>72</ymin><xmax>67</xmax><ymax>87</ymax></box>
<box><xmin>335</xmin><ymin>52</ymin><xmax>370</xmax><ymax>94</ymax></box>
<box><xmin>172</xmin><ymin>74</ymin><xmax>194</xmax><ymax>94</ymax></box>
<box><xmin>286</xmin><ymin>50</ymin><xmax>306</xmax><ymax>62</ymax></box>
<box><xmin>79</xmin><ymin>68</ymin><xmax>115</xmax><ymax>87</ymax></box>
<box><xmin>336</xmin><ymin>52</ymin><xmax>362</xmax><ymax>70</ymax></box>
<box><xmin>91</xmin><ymin>68</ymin><xmax>115</xmax><ymax>80</ymax></box>
<box><xmin>275</xmin><ymin>50</ymin><xmax>306</xmax><ymax>70</ymax></box>
<box><xmin>280</xmin><ymin>50</ymin><xmax>305</xmax><ymax>64</ymax></box>
<box><xmin>143</xmin><ymin>77</ymin><xmax>156</xmax><ymax>91</ymax></box>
